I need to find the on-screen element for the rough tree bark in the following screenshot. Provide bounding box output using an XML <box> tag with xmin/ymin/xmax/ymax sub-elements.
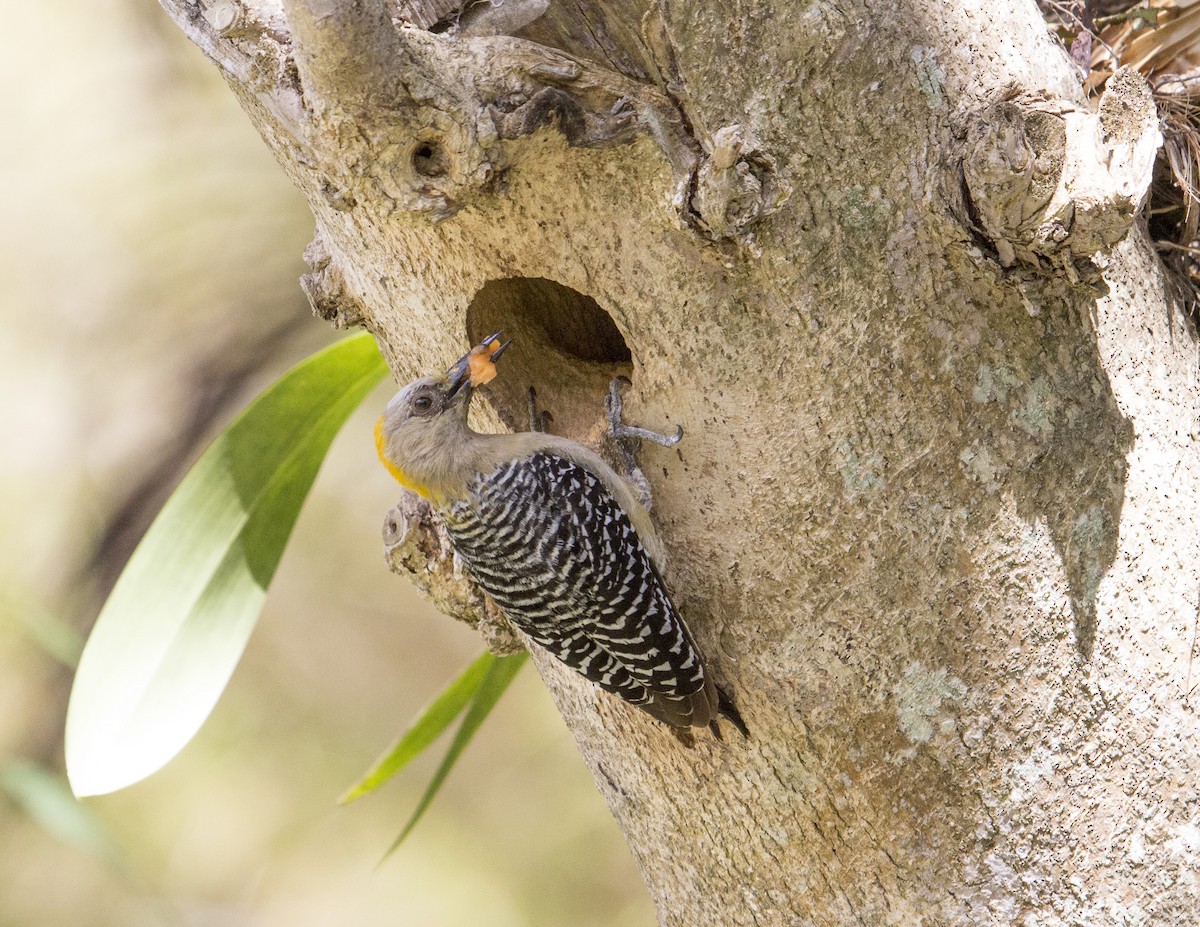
<box><xmin>162</xmin><ymin>0</ymin><xmax>1200</xmax><ymax>923</ymax></box>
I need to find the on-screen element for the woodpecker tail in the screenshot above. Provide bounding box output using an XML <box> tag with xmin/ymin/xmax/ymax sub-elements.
<box><xmin>710</xmin><ymin>685</ymin><xmax>749</xmax><ymax>739</ymax></box>
<box><xmin>646</xmin><ymin>679</ymin><xmax>748</xmax><ymax>741</ymax></box>
<box><xmin>644</xmin><ymin>681</ymin><xmax>718</xmax><ymax>731</ymax></box>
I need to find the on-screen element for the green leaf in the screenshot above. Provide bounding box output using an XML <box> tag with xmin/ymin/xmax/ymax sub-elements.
<box><xmin>384</xmin><ymin>651</ymin><xmax>527</xmax><ymax>858</ymax></box>
<box><xmin>0</xmin><ymin>590</ymin><xmax>84</xmax><ymax>668</ymax></box>
<box><xmin>65</xmin><ymin>332</ymin><xmax>388</xmax><ymax>797</ymax></box>
<box><xmin>1</xmin><ymin>759</ymin><xmax>122</xmax><ymax>865</ymax></box>
<box><xmin>341</xmin><ymin>651</ymin><xmax>497</xmax><ymax>804</ymax></box>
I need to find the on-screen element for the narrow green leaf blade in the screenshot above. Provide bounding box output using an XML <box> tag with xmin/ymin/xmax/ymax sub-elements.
<box><xmin>383</xmin><ymin>651</ymin><xmax>528</xmax><ymax>858</ymax></box>
<box><xmin>340</xmin><ymin>651</ymin><xmax>496</xmax><ymax>804</ymax></box>
<box><xmin>1</xmin><ymin>760</ymin><xmax>122</xmax><ymax>865</ymax></box>
<box><xmin>1</xmin><ymin>590</ymin><xmax>84</xmax><ymax>668</ymax></box>
<box><xmin>66</xmin><ymin>332</ymin><xmax>387</xmax><ymax>797</ymax></box>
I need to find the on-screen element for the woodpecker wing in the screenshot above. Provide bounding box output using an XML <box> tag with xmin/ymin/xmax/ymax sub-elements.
<box><xmin>444</xmin><ymin>452</ymin><xmax>715</xmax><ymax>727</ymax></box>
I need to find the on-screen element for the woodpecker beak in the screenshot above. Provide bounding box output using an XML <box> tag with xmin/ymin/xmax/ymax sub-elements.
<box><xmin>446</xmin><ymin>331</ymin><xmax>511</xmax><ymax>401</ymax></box>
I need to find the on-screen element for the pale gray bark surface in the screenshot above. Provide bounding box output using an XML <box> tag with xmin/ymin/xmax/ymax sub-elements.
<box><xmin>163</xmin><ymin>0</ymin><xmax>1200</xmax><ymax>923</ymax></box>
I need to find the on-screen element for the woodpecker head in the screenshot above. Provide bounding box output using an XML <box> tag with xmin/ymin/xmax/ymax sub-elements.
<box><xmin>375</xmin><ymin>333</ymin><xmax>509</xmax><ymax>500</ymax></box>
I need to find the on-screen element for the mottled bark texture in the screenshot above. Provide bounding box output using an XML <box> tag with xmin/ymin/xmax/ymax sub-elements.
<box><xmin>164</xmin><ymin>0</ymin><xmax>1200</xmax><ymax>923</ymax></box>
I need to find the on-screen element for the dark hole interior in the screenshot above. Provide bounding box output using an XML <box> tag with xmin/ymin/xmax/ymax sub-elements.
<box><xmin>466</xmin><ymin>277</ymin><xmax>633</xmax><ymax>440</ymax></box>
<box><xmin>412</xmin><ymin>141</ymin><xmax>448</xmax><ymax>177</ymax></box>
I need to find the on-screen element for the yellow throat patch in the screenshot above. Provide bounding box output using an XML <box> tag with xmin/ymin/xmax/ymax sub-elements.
<box><xmin>375</xmin><ymin>415</ymin><xmax>436</xmax><ymax>501</ymax></box>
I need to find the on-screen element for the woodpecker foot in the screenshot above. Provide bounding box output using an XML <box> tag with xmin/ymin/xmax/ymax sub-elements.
<box><xmin>605</xmin><ymin>377</ymin><xmax>683</xmax><ymax>511</ymax></box>
<box><xmin>606</xmin><ymin>377</ymin><xmax>684</xmax><ymax>448</ymax></box>
<box><xmin>527</xmin><ymin>386</ymin><xmax>554</xmax><ymax>434</ymax></box>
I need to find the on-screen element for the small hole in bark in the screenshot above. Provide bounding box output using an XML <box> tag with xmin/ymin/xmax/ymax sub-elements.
<box><xmin>412</xmin><ymin>141</ymin><xmax>448</xmax><ymax>177</ymax></box>
<box><xmin>466</xmin><ymin>277</ymin><xmax>633</xmax><ymax>440</ymax></box>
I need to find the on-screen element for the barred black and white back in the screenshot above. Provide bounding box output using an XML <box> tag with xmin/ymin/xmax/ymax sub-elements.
<box><xmin>444</xmin><ymin>452</ymin><xmax>717</xmax><ymax>729</ymax></box>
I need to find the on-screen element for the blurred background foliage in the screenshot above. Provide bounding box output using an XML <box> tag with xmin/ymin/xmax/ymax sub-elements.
<box><xmin>0</xmin><ymin>1</ymin><xmax>651</xmax><ymax>923</ymax></box>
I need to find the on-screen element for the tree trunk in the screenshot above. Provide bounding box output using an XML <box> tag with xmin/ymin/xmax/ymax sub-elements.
<box><xmin>163</xmin><ymin>0</ymin><xmax>1200</xmax><ymax>923</ymax></box>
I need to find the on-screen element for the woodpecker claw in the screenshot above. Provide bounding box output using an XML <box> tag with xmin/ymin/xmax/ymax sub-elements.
<box><xmin>605</xmin><ymin>377</ymin><xmax>683</xmax><ymax>510</ymax></box>
<box><xmin>606</xmin><ymin>378</ymin><xmax>684</xmax><ymax>447</ymax></box>
<box><xmin>527</xmin><ymin>387</ymin><xmax>554</xmax><ymax>433</ymax></box>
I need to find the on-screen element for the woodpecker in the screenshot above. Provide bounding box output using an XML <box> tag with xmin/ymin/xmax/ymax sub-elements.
<box><xmin>375</xmin><ymin>334</ymin><xmax>745</xmax><ymax>736</ymax></box>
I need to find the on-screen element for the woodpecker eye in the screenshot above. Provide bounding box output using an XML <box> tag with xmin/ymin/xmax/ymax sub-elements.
<box><xmin>412</xmin><ymin>394</ymin><xmax>434</xmax><ymax>414</ymax></box>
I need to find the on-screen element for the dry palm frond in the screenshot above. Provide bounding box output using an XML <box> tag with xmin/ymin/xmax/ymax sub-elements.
<box><xmin>1151</xmin><ymin>84</ymin><xmax>1200</xmax><ymax>292</ymax></box>
<box><xmin>1154</xmin><ymin>86</ymin><xmax>1200</xmax><ymax>235</ymax></box>
<box><xmin>1093</xmin><ymin>0</ymin><xmax>1200</xmax><ymax>76</ymax></box>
